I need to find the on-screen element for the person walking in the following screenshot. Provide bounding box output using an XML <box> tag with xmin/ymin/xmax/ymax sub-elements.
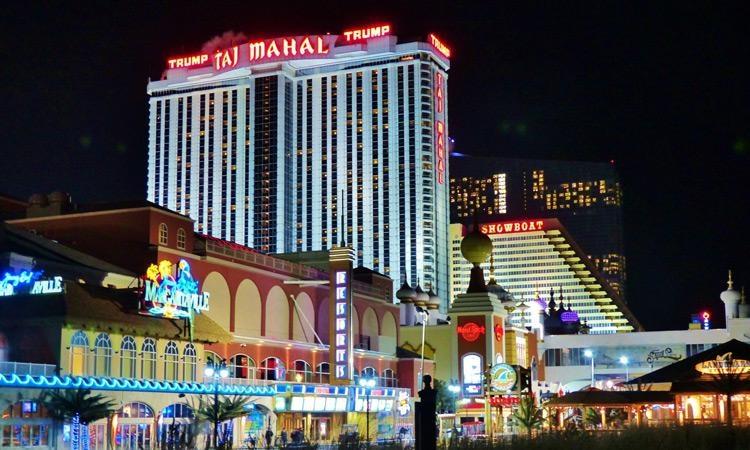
<box><xmin>265</xmin><ymin>428</ymin><xmax>274</xmax><ymax>449</ymax></box>
<box><xmin>280</xmin><ymin>429</ymin><xmax>288</xmax><ymax>448</ymax></box>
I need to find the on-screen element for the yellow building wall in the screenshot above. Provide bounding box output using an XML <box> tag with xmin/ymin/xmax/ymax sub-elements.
<box><xmin>399</xmin><ymin>325</ymin><xmax>457</xmax><ymax>384</ymax></box>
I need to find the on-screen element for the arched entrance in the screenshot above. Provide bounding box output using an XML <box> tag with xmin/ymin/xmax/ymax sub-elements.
<box><xmin>240</xmin><ymin>404</ymin><xmax>271</xmax><ymax>447</ymax></box>
<box><xmin>157</xmin><ymin>403</ymin><xmax>195</xmax><ymax>448</ymax></box>
<box><xmin>114</xmin><ymin>402</ymin><xmax>155</xmax><ymax>450</ymax></box>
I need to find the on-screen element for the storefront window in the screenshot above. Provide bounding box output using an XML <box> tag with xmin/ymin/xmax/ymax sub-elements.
<box><xmin>117</xmin><ymin>402</ymin><xmax>154</xmax><ymax>419</ymax></box>
<box><xmin>229</xmin><ymin>354</ymin><xmax>255</xmax><ymax>379</ymax></box>
<box><xmin>142</xmin><ymin>339</ymin><xmax>157</xmax><ymax>379</ymax></box>
<box><xmin>158</xmin><ymin>404</ymin><xmax>194</xmax><ymax>448</ymax></box>
<box><xmin>120</xmin><ymin>336</ymin><xmax>137</xmax><ymax>378</ymax></box>
<box><xmin>69</xmin><ymin>331</ymin><xmax>89</xmax><ymax>376</ymax></box>
<box><xmin>164</xmin><ymin>342</ymin><xmax>179</xmax><ymax>381</ymax></box>
<box><xmin>0</xmin><ymin>401</ymin><xmax>51</xmax><ymax>448</ymax></box>
<box><xmin>93</xmin><ymin>333</ymin><xmax>112</xmax><ymax>376</ymax></box>
<box><xmin>184</xmin><ymin>344</ymin><xmax>197</xmax><ymax>382</ymax></box>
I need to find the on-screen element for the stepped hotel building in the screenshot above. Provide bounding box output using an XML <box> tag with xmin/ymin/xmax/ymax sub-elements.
<box><xmin>146</xmin><ymin>25</ymin><xmax>451</xmax><ymax>306</ymax></box>
<box><xmin>449</xmin><ymin>219</ymin><xmax>641</xmax><ymax>334</ymax></box>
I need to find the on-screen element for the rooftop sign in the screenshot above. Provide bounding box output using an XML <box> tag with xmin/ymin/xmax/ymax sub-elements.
<box><xmin>341</xmin><ymin>25</ymin><xmax>391</xmax><ymax>44</ymax></box>
<box><xmin>479</xmin><ymin>220</ymin><xmax>545</xmax><ymax>235</ymax></box>
<box><xmin>0</xmin><ymin>270</ymin><xmax>64</xmax><ymax>297</ymax></box>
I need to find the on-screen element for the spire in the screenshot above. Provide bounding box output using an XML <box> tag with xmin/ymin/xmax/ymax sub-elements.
<box><xmin>728</xmin><ymin>270</ymin><xmax>735</xmax><ymax>290</ymax></box>
<box><xmin>488</xmin><ymin>253</ymin><xmax>497</xmax><ymax>285</ymax></box>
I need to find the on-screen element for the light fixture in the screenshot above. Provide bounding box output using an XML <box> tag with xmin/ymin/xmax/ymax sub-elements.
<box><xmin>204</xmin><ymin>366</ymin><xmax>215</xmax><ymax>377</ymax></box>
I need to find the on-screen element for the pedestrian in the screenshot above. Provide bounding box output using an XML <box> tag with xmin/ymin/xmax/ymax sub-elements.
<box><xmin>265</xmin><ymin>428</ymin><xmax>274</xmax><ymax>449</ymax></box>
<box><xmin>280</xmin><ymin>428</ymin><xmax>288</xmax><ymax>448</ymax></box>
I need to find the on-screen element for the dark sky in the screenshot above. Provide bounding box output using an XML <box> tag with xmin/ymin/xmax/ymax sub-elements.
<box><xmin>1</xmin><ymin>1</ymin><xmax>748</xmax><ymax>331</ymax></box>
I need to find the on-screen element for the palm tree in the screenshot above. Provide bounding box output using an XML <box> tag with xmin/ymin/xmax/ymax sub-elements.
<box><xmin>194</xmin><ymin>395</ymin><xmax>251</xmax><ymax>450</ymax></box>
<box><xmin>40</xmin><ymin>389</ymin><xmax>117</xmax><ymax>450</ymax></box>
<box><xmin>512</xmin><ymin>395</ymin><xmax>544</xmax><ymax>438</ymax></box>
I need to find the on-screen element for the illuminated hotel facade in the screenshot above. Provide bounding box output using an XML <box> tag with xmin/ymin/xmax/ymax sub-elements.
<box><xmin>146</xmin><ymin>26</ymin><xmax>451</xmax><ymax>305</ymax></box>
<box><xmin>449</xmin><ymin>219</ymin><xmax>640</xmax><ymax>334</ymax></box>
<box><xmin>449</xmin><ymin>157</ymin><xmax>626</xmax><ymax>299</ymax></box>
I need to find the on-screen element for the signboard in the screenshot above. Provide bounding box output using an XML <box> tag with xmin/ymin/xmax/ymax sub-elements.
<box><xmin>428</xmin><ymin>33</ymin><xmax>451</xmax><ymax>58</ymax></box>
<box><xmin>0</xmin><ymin>270</ymin><xmax>64</xmax><ymax>297</ymax></box>
<box><xmin>329</xmin><ymin>247</ymin><xmax>355</xmax><ymax>384</ymax></box>
<box><xmin>140</xmin><ymin>259</ymin><xmax>209</xmax><ymax>319</ymax></box>
<box><xmin>479</xmin><ymin>220</ymin><xmax>545</xmax><ymax>235</ymax></box>
<box><xmin>341</xmin><ymin>25</ymin><xmax>391</xmax><ymax>43</ymax></box>
<box><xmin>695</xmin><ymin>352</ymin><xmax>750</xmax><ymax>375</ymax></box>
<box><xmin>489</xmin><ymin>364</ymin><xmax>517</xmax><ymax>393</ymax></box>
<box><xmin>457</xmin><ymin>322</ymin><xmax>485</xmax><ymax>342</ymax></box>
<box><xmin>397</xmin><ymin>391</ymin><xmax>411</xmax><ymax>416</ymax></box>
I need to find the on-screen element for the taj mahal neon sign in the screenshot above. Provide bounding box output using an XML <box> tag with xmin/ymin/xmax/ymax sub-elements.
<box><xmin>141</xmin><ymin>259</ymin><xmax>209</xmax><ymax>319</ymax></box>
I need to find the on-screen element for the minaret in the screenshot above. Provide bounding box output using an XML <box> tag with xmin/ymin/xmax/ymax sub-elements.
<box><xmin>720</xmin><ymin>270</ymin><xmax>741</xmax><ymax>324</ymax></box>
<box><xmin>738</xmin><ymin>287</ymin><xmax>749</xmax><ymax>319</ymax></box>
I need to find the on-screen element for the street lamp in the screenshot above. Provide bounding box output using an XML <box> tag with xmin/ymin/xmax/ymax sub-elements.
<box><xmin>415</xmin><ymin>305</ymin><xmax>430</xmax><ymax>381</ymax></box>
<box><xmin>619</xmin><ymin>356</ymin><xmax>629</xmax><ymax>382</ymax></box>
<box><xmin>584</xmin><ymin>350</ymin><xmax>595</xmax><ymax>387</ymax></box>
<box><xmin>359</xmin><ymin>377</ymin><xmax>377</xmax><ymax>445</ymax></box>
<box><xmin>205</xmin><ymin>359</ymin><xmax>228</xmax><ymax>450</ymax></box>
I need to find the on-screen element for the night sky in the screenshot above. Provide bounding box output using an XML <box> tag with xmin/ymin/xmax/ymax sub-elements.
<box><xmin>1</xmin><ymin>1</ymin><xmax>748</xmax><ymax>331</ymax></box>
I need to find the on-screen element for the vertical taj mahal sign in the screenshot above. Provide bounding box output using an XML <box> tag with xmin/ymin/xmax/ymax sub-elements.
<box><xmin>329</xmin><ymin>246</ymin><xmax>355</xmax><ymax>384</ymax></box>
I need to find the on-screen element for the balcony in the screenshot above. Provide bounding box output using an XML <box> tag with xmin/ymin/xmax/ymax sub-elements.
<box><xmin>0</xmin><ymin>361</ymin><xmax>56</xmax><ymax>377</ymax></box>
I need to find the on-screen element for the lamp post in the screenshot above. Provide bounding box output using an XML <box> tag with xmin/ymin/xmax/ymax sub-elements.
<box><xmin>416</xmin><ymin>306</ymin><xmax>430</xmax><ymax>381</ymax></box>
<box><xmin>448</xmin><ymin>380</ymin><xmax>461</xmax><ymax>433</ymax></box>
<box><xmin>205</xmin><ymin>360</ymin><xmax>229</xmax><ymax>450</ymax></box>
<box><xmin>359</xmin><ymin>377</ymin><xmax>376</xmax><ymax>446</ymax></box>
<box><xmin>619</xmin><ymin>356</ymin><xmax>629</xmax><ymax>382</ymax></box>
<box><xmin>584</xmin><ymin>350</ymin><xmax>594</xmax><ymax>387</ymax></box>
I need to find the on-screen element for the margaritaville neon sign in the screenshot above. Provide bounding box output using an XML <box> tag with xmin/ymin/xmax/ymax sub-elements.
<box><xmin>0</xmin><ymin>270</ymin><xmax>64</xmax><ymax>297</ymax></box>
<box><xmin>141</xmin><ymin>259</ymin><xmax>209</xmax><ymax>319</ymax></box>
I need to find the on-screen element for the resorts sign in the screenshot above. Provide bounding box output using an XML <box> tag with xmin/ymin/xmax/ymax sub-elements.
<box><xmin>140</xmin><ymin>259</ymin><xmax>209</xmax><ymax>320</ymax></box>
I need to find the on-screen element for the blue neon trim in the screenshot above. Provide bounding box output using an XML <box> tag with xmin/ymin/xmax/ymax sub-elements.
<box><xmin>0</xmin><ymin>374</ymin><xmax>276</xmax><ymax>396</ymax></box>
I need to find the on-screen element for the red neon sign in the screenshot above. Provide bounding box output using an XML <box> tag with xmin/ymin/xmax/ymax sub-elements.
<box><xmin>479</xmin><ymin>220</ymin><xmax>545</xmax><ymax>235</ymax></box>
<box><xmin>436</xmin><ymin>121</ymin><xmax>446</xmax><ymax>184</ymax></box>
<box><xmin>435</xmin><ymin>72</ymin><xmax>444</xmax><ymax>113</ymax></box>
<box><xmin>494</xmin><ymin>323</ymin><xmax>504</xmax><ymax>341</ymax></box>
<box><xmin>457</xmin><ymin>323</ymin><xmax>485</xmax><ymax>342</ymax></box>
<box><xmin>247</xmin><ymin>35</ymin><xmax>332</xmax><ymax>63</ymax></box>
<box><xmin>429</xmin><ymin>33</ymin><xmax>451</xmax><ymax>58</ymax></box>
<box><xmin>213</xmin><ymin>46</ymin><xmax>239</xmax><ymax>71</ymax></box>
<box><xmin>341</xmin><ymin>24</ymin><xmax>391</xmax><ymax>43</ymax></box>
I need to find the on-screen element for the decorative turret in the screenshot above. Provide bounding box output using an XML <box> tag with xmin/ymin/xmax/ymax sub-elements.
<box><xmin>738</xmin><ymin>287</ymin><xmax>750</xmax><ymax>319</ymax></box>
<box><xmin>396</xmin><ymin>281</ymin><xmax>416</xmax><ymax>304</ymax></box>
<box><xmin>414</xmin><ymin>283</ymin><xmax>430</xmax><ymax>307</ymax></box>
<box><xmin>427</xmin><ymin>289</ymin><xmax>441</xmax><ymax>311</ymax></box>
<box><xmin>720</xmin><ymin>270</ymin><xmax>741</xmax><ymax>323</ymax></box>
<box><xmin>460</xmin><ymin>222</ymin><xmax>493</xmax><ymax>293</ymax></box>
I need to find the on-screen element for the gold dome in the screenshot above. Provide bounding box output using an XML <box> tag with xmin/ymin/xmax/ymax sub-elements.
<box><xmin>460</xmin><ymin>227</ymin><xmax>493</xmax><ymax>265</ymax></box>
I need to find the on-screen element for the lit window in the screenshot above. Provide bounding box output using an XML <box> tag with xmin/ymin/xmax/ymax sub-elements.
<box><xmin>177</xmin><ymin>228</ymin><xmax>186</xmax><ymax>250</ymax></box>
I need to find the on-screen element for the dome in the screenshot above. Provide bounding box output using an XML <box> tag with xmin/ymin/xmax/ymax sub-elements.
<box><xmin>48</xmin><ymin>191</ymin><xmax>69</xmax><ymax>204</ymax></box>
<box><xmin>414</xmin><ymin>285</ymin><xmax>430</xmax><ymax>306</ymax></box>
<box><xmin>721</xmin><ymin>271</ymin><xmax>741</xmax><ymax>304</ymax></box>
<box><xmin>427</xmin><ymin>289</ymin><xmax>441</xmax><ymax>310</ymax></box>
<box><xmin>28</xmin><ymin>193</ymin><xmax>47</xmax><ymax>206</ymax></box>
<box><xmin>460</xmin><ymin>226</ymin><xmax>493</xmax><ymax>265</ymax></box>
<box><xmin>396</xmin><ymin>282</ymin><xmax>416</xmax><ymax>303</ymax></box>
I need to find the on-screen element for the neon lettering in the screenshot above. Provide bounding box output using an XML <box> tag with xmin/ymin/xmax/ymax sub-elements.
<box><xmin>480</xmin><ymin>220</ymin><xmax>547</xmax><ymax>235</ymax></box>
<box><xmin>429</xmin><ymin>33</ymin><xmax>451</xmax><ymax>58</ymax></box>
<box><xmin>342</xmin><ymin>25</ymin><xmax>392</xmax><ymax>43</ymax></box>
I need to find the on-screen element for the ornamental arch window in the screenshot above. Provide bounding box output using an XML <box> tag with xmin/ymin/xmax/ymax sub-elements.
<box><xmin>120</xmin><ymin>336</ymin><xmax>137</xmax><ymax>378</ymax></box>
<box><xmin>158</xmin><ymin>223</ymin><xmax>168</xmax><ymax>245</ymax></box>
<box><xmin>183</xmin><ymin>344</ymin><xmax>197</xmax><ymax>381</ymax></box>
<box><xmin>177</xmin><ymin>228</ymin><xmax>186</xmax><ymax>250</ymax></box>
<box><xmin>69</xmin><ymin>331</ymin><xmax>89</xmax><ymax>376</ymax></box>
<box><xmin>93</xmin><ymin>333</ymin><xmax>112</xmax><ymax>376</ymax></box>
<box><xmin>141</xmin><ymin>338</ymin><xmax>157</xmax><ymax>379</ymax></box>
<box><xmin>164</xmin><ymin>341</ymin><xmax>179</xmax><ymax>381</ymax></box>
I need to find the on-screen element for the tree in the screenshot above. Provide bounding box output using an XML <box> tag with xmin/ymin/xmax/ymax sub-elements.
<box><xmin>433</xmin><ymin>379</ymin><xmax>456</xmax><ymax>413</ymax></box>
<box><xmin>511</xmin><ymin>395</ymin><xmax>544</xmax><ymax>438</ymax></box>
<box><xmin>194</xmin><ymin>395</ymin><xmax>251</xmax><ymax>450</ymax></box>
<box><xmin>582</xmin><ymin>407</ymin><xmax>601</xmax><ymax>429</ymax></box>
<box><xmin>40</xmin><ymin>389</ymin><xmax>116</xmax><ymax>450</ymax></box>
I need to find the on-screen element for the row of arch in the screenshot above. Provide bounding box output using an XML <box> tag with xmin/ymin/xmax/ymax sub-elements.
<box><xmin>210</xmin><ymin>352</ymin><xmax>398</xmax><ymax>386</ymax></box>
<box><xmin>201</xmin><ymin>273</ymin><xmax>398</xmax><ymax>352</ymax></box>
<box><xmin>69</xmin><ymin>331</ymin><xmax>198</xmax><ymax>382</ymax></box>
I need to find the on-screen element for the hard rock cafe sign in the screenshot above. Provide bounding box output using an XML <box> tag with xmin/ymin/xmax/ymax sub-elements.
<box><xmin>457</xmin><ymin>322</ymin><xmax>485</xmax><ymax>342</ymax></box>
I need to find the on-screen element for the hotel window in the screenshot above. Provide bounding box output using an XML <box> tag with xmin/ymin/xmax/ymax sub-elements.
<box><xmin>177</xmin><ymin>228</ymin><xmax>186</xmax><ymax>250</ymax></box>
<box><xmin>158</xmin><ymin>223</ymin><xmax>168</xmax><ymax>246</ymax></box>
<box><xmin>141</xmin><ymin>338</ymin><xmax>157</xmax><ymax>379</ymax></box>
<box><xmin>120</xmin><ymin>336</ymin><xmax>137</xmax><ymax>378</ymax></box>
<box><xmin>183</xmin><ymin>343</ymin><xmax>197</xmax><ymax>382</ymax></box>
<box><xmin>164</xmin><ymin>341</ymin><xmax>179</xmax><ymax>381</ymax></box>
<box><xmin>381</xmin><ymin>368</ymin><xmax>397</xmax><ymax>387</ymax></box>
<box><xmin>93</xmin><ymin>333</ymin><xmax>112</xmax><ymax>376</ymax></box>
<box><xmin>69</xmin><ymin>331</ymin><xmax>89</xmax><ymax>376</ymax></box>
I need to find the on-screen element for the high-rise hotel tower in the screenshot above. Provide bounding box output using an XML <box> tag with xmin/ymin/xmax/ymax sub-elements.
<box><xmin>146</xmin><ymin>26</ymin><xmax>451</xmax><ymax>305</ymax></box>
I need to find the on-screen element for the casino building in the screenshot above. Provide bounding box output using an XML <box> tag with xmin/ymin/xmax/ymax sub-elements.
<box><xmin>449</xmin><ymin>220</ymin><xmax>640</xmax><ymax>334</ymax></box>
<box><xmin>0</xmin><ymin>194</ymin><xmax>416</xmax><ymax>449</ymax></box>
<box><xmin>146</xmin><ymin>25</ymin><xmax>451</xmax><ymax>307</ymax></box>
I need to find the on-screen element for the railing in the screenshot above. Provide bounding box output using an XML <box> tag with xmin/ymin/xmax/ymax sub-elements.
<box><xmin>215</xmin><ymin>368</ymin><xmax>398</xmax><ymax>387</ymax></box>
<box><xmin>0</xmin><ymin>361</ymin><xmax>56</xmax><ymax>376</ymax></box>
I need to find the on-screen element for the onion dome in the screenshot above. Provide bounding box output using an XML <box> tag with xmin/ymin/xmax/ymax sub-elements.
<box><xmin>28</xmin><ymin>193</ymin><xmax>48</xmax><ymax>206</ymax></box>
<box><xmin>414</xmin><ymin>284</ymin><xmax>430</xmax><ymax>306</ymax></box>
<box><xmin>48</xmin><ymin>191</ymin><xmax>69</xmax><ymax>204</ymax></box>
<box><xmin>460</xmin><ymin>226</ymin><xmax>493</xmax><ymax>266</ymax></box>
<box><xmin>721</xmin><ymin>270</ymin><xmax>741</xmax><ymax>304</ymax></box>
<box><xmin>427</xmin><ymin>289</ymin><xmax>441</xmax><ymax>310</ymax></box>
<box><xmin>396</xmin><ymin>282</ymin><xmax>416</xmax><ymax>304</ymax></box>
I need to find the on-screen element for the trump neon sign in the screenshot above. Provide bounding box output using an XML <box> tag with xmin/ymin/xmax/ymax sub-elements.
<box><xmin>341</xmin><ymin>25</ymin><xmax>391</xmax><ymax>43</ymax></box>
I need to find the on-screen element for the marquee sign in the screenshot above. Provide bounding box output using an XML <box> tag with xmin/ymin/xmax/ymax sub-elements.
<box><xmin>329</xmin><ymin>247</ymin><xmax>355</xmax><ymax>384</ymax></box>
<box><xmin>457</xmin><ymin>322</ymin><xmax>485</xmax><ymax>342</ymax></box>
<box><xmin>341</xmin><ymin>25</ymin><xmax>391</xmax><ymax>43</ymax></box>
<box><xmin>428</xmin><ymin>33</ymin><xmax>451</xmax><ymax>58</ymax></box>
<box><xmin>0</xmin><ymin>270</ymin><xmax>64</xmax><ymax>297</ymax></box>
<box><xmin>140</xmin><ymin>259</ymin><xmax>209</xmax><ymax>320</ymax></box>
<box><xmin>479</xmin><ymin>220</ymin><xmax>545</xmax><ymax>235</ymax></box>
<box><xmin>695</xmin><ymin>352</ymin><xmax>750</xmax><ymax>375</ymax></box>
